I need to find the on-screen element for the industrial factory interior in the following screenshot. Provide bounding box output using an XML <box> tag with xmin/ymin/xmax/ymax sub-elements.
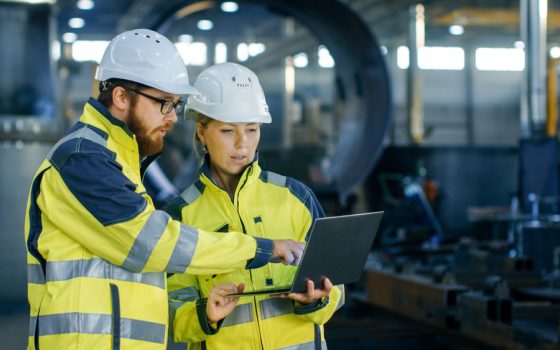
<box><xmin>2</xmin><ymin>0</ymin><xmax>560</xmax><ymax>349</ymax></box>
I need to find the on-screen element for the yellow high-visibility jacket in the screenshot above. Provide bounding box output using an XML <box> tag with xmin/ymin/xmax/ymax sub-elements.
<box><xmin>167</xmin><ymin>160</ymin><xmax>345</xmax><ymax>350</ymax></box>
<box><xmin>24</xmin><ymin>98</ymin><xmax>274</xmax><ymax>350</ymax></box>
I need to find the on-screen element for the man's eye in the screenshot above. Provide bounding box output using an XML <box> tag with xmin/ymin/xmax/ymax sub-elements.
<box><xmin>221</xmin><ymin>129</ymin><xmax>233</xmax><ymax>133</ymax></box>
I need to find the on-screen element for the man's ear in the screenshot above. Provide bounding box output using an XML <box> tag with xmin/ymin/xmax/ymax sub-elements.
<box><xmin>112</xmin><ymin>86</ymin><xmax>129</xmax><ymax>112</ymax></box>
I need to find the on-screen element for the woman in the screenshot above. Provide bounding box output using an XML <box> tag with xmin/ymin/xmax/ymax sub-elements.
<box><xmin>167</xmin><ymin>62</ymin><xmax>344</xmax><ymax>350</ymax></box>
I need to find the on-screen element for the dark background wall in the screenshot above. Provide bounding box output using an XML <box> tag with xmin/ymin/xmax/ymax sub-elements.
<box><xmin>365</xmin><ymin>146</ymin><xmax>519</xmax><ymax>237</ymax></box>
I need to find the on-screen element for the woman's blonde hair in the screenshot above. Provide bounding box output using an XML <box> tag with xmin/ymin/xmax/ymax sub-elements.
<box><xmin>192</xmin><ymin>113</ymin><xmax>213</xmax><ymax>160</ymax></box>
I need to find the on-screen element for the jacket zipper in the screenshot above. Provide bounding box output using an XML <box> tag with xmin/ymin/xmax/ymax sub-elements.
<box><xmin>206</xmin><ymin>167</ymin><xmax>265</xmax><ymax>348</ymax></box>
<box><xmin>233</xmin><ymin>169</ymin><xmax>265</xmax><ymax>349</ymax></box>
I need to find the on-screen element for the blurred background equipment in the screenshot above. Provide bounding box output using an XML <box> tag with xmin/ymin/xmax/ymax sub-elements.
<box><xmin>2</xmin><ymin>0</ymin><xmax>560</xmax><ymax>349</ymax></box>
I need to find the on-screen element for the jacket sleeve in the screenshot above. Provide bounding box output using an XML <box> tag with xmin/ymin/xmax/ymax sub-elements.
<box><xmin>168</xmin><ymin>273</ymin><xmax>217</xmax><ymax>344</ymax></box>
<box><xmin>293</xmin><ymin>285</ymin><xmax>345</xmax><ymax>325</ymax></box>
<box><xmin>38</xmin><ymin>152</ymin><xmax>273</xmax><ymax>274</ymax></box>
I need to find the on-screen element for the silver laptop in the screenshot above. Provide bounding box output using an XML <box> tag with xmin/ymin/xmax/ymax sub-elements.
<box><xmin>230</xmin><ymin>211</ymin><xmax>383</xmax><ymax>296</ymax></box>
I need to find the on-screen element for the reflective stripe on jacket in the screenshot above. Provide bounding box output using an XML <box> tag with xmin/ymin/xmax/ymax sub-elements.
<box><xmin>24</xmin><ymin>98</ymin><xmax>273</xmax><ymax>350</ymax></box>
<box><xmin>167</xmin><ymin>160</ymin><xmax>345</xmax><ymax>350</ymax></box>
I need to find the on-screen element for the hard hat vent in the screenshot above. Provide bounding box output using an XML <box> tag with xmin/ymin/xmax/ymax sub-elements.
<box><xmin>134</xmin><ymin>31</ymin><xmax>161</xmax><ymax>44</ymax></box>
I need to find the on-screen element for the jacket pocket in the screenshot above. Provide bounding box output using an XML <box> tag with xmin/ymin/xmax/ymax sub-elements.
<box><xmin>110</xmin><ymin>283</ymin><xmax>121</xmax><ymax>350</ymax></box>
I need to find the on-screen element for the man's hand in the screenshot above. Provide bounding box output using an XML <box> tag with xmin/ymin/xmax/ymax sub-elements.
<box><xmin>206</xmin><ymin>283</ymin><xmax>245</xmax><ymax>323</ymax></box>
<box><xmin>277</xmin><ymin>278</ymin><xmax>333</xmax><ymax>305</ymax></box>
<box><xmin>271</xmin><ymin>239</ymin><xmax>305</xmax><ymax>265</ymax></box>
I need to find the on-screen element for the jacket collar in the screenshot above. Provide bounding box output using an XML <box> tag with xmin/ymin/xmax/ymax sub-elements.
<box><xmin>199</xmin><ymin>152</ymin><xmax>262</xmax><ymax>192</ymax></box>
<box><xmin>81</xmin><ymin>97</ymin><xmax>138</xmax><ymax>152</ymax></box>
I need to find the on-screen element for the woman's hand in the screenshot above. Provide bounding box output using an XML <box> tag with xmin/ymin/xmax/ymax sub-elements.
<box><xmin>206</xmin><ymin>282</ymin><xmax>245</xmax><ymax>323</ymax></box>
<box><xmin>277</xmin><ymin>278</ymin><xmax>332</xmax><ymax>305</ymax></box>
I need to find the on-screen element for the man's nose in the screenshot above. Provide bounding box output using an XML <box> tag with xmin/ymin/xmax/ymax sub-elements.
<box><xmin>167</xmin><ymin>109</ymin><xmax>178</xmax><ymax>124</ymax></box>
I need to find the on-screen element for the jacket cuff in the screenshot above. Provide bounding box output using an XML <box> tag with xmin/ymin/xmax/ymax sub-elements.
<box><xmin>245</xmin><ymin>237</ymin><xmax>274</xmax><ymax>269</ymax></box>
<box><xmin>195</xmin><ymin>298</ymin><xmax>223</xmax><ymax>335</ymax></box>
<box><xmin>294</xmin><ymin>296</ymin><xmax>330</xmax><ymax>315</ymax></box>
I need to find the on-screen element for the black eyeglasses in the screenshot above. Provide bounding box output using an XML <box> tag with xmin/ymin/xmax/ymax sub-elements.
<box><xmin>128</xmin><ymin>88</ymin><xmax>185</xmax><ymax>115</ymax></box>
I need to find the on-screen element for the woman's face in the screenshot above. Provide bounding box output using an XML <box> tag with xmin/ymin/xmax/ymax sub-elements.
<box><xmin>197</xmin><ymin>119</ymin><xmax>260</xmax><ymax>177</ymax></box>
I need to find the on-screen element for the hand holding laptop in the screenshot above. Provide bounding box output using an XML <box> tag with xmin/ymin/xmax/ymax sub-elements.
<box><xmin>229</xmin><ymin>212</ymin><xmax>384</xmax><ymax>297</ymax></box>
<box><xmin>275</xmin><ymin>278</ymin><xmax>333</xmax><ymax>305</ymax></box>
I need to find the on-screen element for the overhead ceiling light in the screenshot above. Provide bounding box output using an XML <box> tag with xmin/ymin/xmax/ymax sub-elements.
<box><xmin>197</xmin><ymin>19</ymin><xmax>213</xmax><ymax>31</ymax></box>
<box><xmin>221</xmin><ymin>1</ymin><xmax>238</xmax><ymax>13</ymax></box>
<box><xmin>293</xmin><ymin>53</ymin><xmax>308</xmax><ymax>68</ymax></box>
<box><xmin>449</xmin><ymin>25</ymin><xmax>464</xmax><ymax>36</ymax></box>
<box><xmin>77</xmin><ymin>0</ymin><xmax>94</xmax><ymax>10</ymax></box>
<box><xmin>550</xmin><ymin>47</ymin><xmax>560</xmax><ymax>59</ymax></box>
<box><xmin>318</xmin><ymin>45</ymin><xmax>335</xmax><ymax>68</ymax></box>
<box><xmin>68</xmin><ymin>17</ymin><xmax>85</xmax><ymax>29</ymax></box>
<box><xmin>62</xmin><ymin>32</ymin><xmax>77</xmax><ymax>43</ymax></box>
<box><xmin>178</xmin><ymin>34</ymin><xmax>193</xmax><ymax>43</ymax></box>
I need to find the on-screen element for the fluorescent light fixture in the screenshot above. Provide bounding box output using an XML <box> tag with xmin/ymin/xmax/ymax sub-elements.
<box><xmin>77</xmin><ymin>0</ymin><xmax>94</xmax><ymax>10</ymax></box>
<box><xmin>178</xmin><ymin>34</ymin><xmax>193</xmax><ymax>43</ymax></box>
<box><xmin>550</xmin><ymin>47</ymin><xmax>560</xmax><ymax>59</ymax></box>
<box><xmin>72</xmin><ymin>40</ymin><xmax>109</xmax><ymax>63</ymax></box>
<box><xmin>197</xmin><ymin>19</ymin><xmax>213</xmax><ymax>31</ymax></box>
<box><xmin>215</xmin><ymin>42</ymin><xmax>227</xmax><ymax>64</ymax></box>
<box><xmin>476</xmin><ymin>48</ymin><xmax>525</xmax><ymax>71</ymax></box>
<box><xmin>248</xmin><ymin>43</ymin><xmax>265</xmax><ymax>57</ymax></box>
<box><xmin>175</xmin><ymin>42</ymin><xmax>207</xmax><ymax>66</ymax></box>
<box><xmin>237</xmin><ymin>43</ymin><xmax>249</xmax><ymax>62</ymax></box>
<box><xmin>318</xmin><ymin>45</ymin><xmax>335</xmax><ymax>68</ymax></box>
<box><xmin>68</xmin><ymin>17</ymin><xmax>85</xmax><ymax>29</ymax></box>
<box><xmin>418</xmin><ymin>47</ymin><xmax>464</xmax><ymax>70</ymax></box>
<box><xmin>449</xmin><ymin>25</ymin><xmax>464</xmax><ymax>36</ymax></box>
<box><xmin>221</xmin><ymin>1</ymin><xmax>238</xmax><ymax>12</ymax></box>
<box><xmin>293</xmin><ymin>52</ymin><xmax>308</xmax><ymax>68</ymax></box>
<box><xmin>62</xmin><ymin>32</ymin><xmax>77</xmax><ymax>43</ymax></box>
<box><xmin>397</xmin><ymin>46</ymin><xmax>409</xmax><ymax>69</ymax></box>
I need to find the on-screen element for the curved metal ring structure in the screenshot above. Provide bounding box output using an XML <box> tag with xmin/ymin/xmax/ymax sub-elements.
<box><xmin>154</xmin><ymin>0</ymin><xmax>392</xmax><ymax>201</ymax></box>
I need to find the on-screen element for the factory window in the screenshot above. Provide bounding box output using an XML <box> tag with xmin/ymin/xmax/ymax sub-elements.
<box><xmin>215</xmin><ymin>42</ymin><xmax>227</xmax><ymax>64</ymax></box>
<box><xmin>237</xmin><ymin>42</ymin><xmax>265</xmax><ymax>62</ymax></box>
<box><xmin>475</xmin><ymin>48</ymin><xmax>525</xmax><ymax>71</ymax></box>
<box><xmin>72</xmin><ymin>40</ymin><xmax>109</xmax><ymax>63</ymax></box>
<box><xmin>237</xmin><ymin>43</ymin><xmax>249</xmax><ymax>62</ymax></box>
<box><xmin>248</xmin><ymin>43</ymin><xmax>266</xmax><ymax>57</ymax></box>
<box><xmin>318</xmin><ymin>45</ymin><xmax>335</xmax><ymax>68</ymax></box>
<box><xmin>419</xmin><ymin>47</ymin><xmax>464</xmax><ymax>70</ymax></box>
<box><xmin>397</xmin><ymin>46</ymin><xmax>464</xmax><ymax>70</ymax></box>
<box><xmin>397</xmin><ymin>46</ymin><xmax>409</xmax><ymax>69</ymax></box>
<box><xmin>175</xmin><ymin>42</ymin><xmax>207</xmax><ymax>66</ymax></box>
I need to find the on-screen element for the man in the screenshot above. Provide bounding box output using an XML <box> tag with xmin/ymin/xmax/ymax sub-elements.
<box><xmin>24</xmin><ymin>29</ymin><xmax>303</xmax><ymax>350</ymax></box>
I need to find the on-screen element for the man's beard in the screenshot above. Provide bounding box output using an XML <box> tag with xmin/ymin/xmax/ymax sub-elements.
<box><xmin>127</xmin><ymin>109</ymin><xmax>172</xmax><ymax>157</ymax></box>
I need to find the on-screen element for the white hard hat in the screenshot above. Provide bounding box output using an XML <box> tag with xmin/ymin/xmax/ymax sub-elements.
<box><xmin>186</xmin><ymin>62</ymin><xmax>271</xmax><ymax>123</ymax></box>
<box><xmin>95</xmin><ymin>29</ymin><xmax>197</xmax><ymax>95</ymax></box>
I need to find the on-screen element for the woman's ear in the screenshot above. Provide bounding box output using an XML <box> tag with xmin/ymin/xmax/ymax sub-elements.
<box><xmin>196</xmin><ymin>122</ymin><xmax>206</xmax><ymax>146</ymax></box>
